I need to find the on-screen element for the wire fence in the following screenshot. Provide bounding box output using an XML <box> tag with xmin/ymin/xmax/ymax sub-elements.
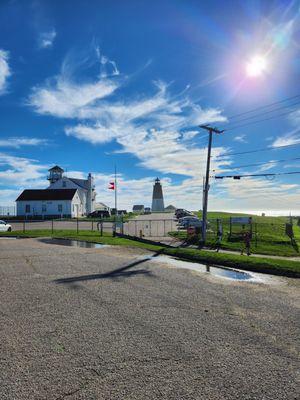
<box><xmin>6</xmin><ymin>219</ymin><xmax>117</xmax><ymax>235</ymax></box>
<box><xmin>3</xmin><ymin>216</ymin><xmax>298</xmax><ymax>254</ymax></box>
<box><xmin>123</xmin><ymin>219</ymin><xmax>179</xmax><ymax>238</ymax></box>
<box><xmin>205</xmin><ymin>219</ymin><xmax>289</xmax><ymax>241</ymax></box>
<box><xmin>4</xmin><ymin>217</ymin><xmax>179</xmax><ymax>238</ymax></box>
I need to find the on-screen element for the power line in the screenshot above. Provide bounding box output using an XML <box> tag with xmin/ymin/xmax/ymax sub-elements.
<box><xmin>224</xmin><ymin>94</ymin><xmax>300</xmax><ymax>121</ymax></box>
<box><xmin>220</xmin><ymin>156</ymin><xmax>300</xmax><ymax>171</ymax></box>
<box><xmin>214</xmin><ymin>141</ymin><xmax>300</xmax><ymax>160</ymax></box>
<box><xmin>224</xmin><ymin>100</ymin><xmax>300</xmax><ymax>129</ymax></box>
<box><xmin>215</xmin><ymin>171</ymin><xmax>300</xmax><ymax>179</ymax></box>
<box><xmin>224</xmin><ymin>108</ymin><xmax>298</xmax><ymax>132</ymax></box>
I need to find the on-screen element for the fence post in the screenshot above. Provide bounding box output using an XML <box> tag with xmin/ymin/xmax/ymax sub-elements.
<box><xmin>77</xmin><ymin>218</ymin><xmax>79</xmax><ymax>234</ymax></box>
<box><xmin>164</xmin><ymin>219</ymin><xmax>166</xmax><ymax>236</ymax></box>
<box><xmin>23</xmin><ymin>220</ymin><xmax>25</xmax><ymax>233</ymax></box>
<box><xmin>101</xmin><ymin>222</ymin><xmax>103</xmax><ymax>236</ymax></box>
<box><xmin>51</xmin><ymin>219</ymin><xmax>54</xmax><ymax>234</ymax></box>
<box><xmin>92</xmin><ymin>221</ymin><xmax>94</xmax><ymax>231</ymax></box>
<box><xmin>255</xmin><ymin>223</ymin><xmax>257</xmax><ymax>248</ymax></box>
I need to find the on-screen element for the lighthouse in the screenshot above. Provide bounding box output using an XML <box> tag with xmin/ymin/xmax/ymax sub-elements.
<box><xmin>151</xmin><ymin>178</ymin><xmax>165</xmax><ymax>212</ymax></box>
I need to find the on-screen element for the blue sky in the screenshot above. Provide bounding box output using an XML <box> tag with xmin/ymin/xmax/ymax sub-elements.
<box><xmin>0</xmin><ymin>0</ymin><xmax>300</xmax><ymax>214</ymax></box>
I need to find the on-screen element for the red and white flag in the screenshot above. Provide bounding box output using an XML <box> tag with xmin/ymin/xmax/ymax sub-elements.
<box><xmin>108</xmin><ymin>181</ymin><xmax>115</xmax><ymax>190</ymax></box>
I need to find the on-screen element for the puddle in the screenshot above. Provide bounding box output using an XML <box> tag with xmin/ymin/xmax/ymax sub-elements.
<box><xmin>39</xmin><ymin>238</ymin><xmax>108</xmax><ymax>249</ymax></box>
<box><xmin>149</xmin><ymin>255</ymin><xmax>263</xmax><ymax>282</ymax></box>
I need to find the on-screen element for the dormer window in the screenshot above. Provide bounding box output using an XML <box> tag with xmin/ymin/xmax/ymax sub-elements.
<box><xmin>62</xmin><ymin>181</ymin><xmax>66</xmax><ymax>188</ymax></box>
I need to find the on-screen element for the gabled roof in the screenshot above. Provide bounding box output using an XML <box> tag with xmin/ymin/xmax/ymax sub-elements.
<box><xmin>133</xmin><ymin>205</ymin><xmax>144</xmax><ymax>210</ymax></box>
<box><xmin>48</xmin><ymin>165</ymin><xmax>64</xmax><ymax>172</ymax></box>
<box><xmin>16</xmin><ymin>189</ymin><xmax>77</xmax><ymax>201</ymax></box>
<box><xmin>165</xmin><ymin>205</ymin><xmax>176</xmax><ymax>210</ymax></box>
<box><xmin>68</xmin><ymin>178</ymin><xmax>89</xmax><ymax>190</ymax></box>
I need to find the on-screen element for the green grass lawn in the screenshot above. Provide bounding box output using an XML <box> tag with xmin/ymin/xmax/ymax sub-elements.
<box><xmin>0</xmin><ymin>230</ymin><xmax>161</xmax><ymax>251</ymax></box>
<box><xmin>172</xmin><ymin>211</ymin><xmax>298</xmax><ymax>257</ymax></box>
<box><xmin>1</xmin><ymin>229</ymin><xmax>300</xmax><ymax>277</ymax></box>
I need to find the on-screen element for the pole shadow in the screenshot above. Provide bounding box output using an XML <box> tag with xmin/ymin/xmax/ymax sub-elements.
<box><xmin>53</xmin><ymin>250</ymin><xmax>163</xmax><ymax>285</ymax></box>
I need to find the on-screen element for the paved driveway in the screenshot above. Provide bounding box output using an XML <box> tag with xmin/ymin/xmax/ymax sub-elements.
<box><xmin>0</xmin><ymin>238</ymin><xmax>299</xmax><ymax>399</ymax></box>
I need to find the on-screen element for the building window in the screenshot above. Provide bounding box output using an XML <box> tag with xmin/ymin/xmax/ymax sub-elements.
<box><xmin>62</xmin><ymin>181</ymin><xmax>66</xmax><ymax>188</ymax></box>
<box><xmin>42</xmin><ymin>204</ymin><xmax>46</xmax><ymax>213</ymax></box>
<box><xmin>25</xmin><ymin>204</ymin><xmax>30</xmax><ymax>213</ymax></box>
<box><xmin>58</xmin><ymin>204</ymin><xmax>63</xmax><ymax>213</ymax></box>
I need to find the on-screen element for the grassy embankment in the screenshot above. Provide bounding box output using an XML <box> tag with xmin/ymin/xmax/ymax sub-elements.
<box><xmin>1</xmin><ymin>229</ymin><xmax>299</xmax><ymax>277</ymax></box>
<box><xmin>171</xmin><ymin>211</ymin><xmax>300</xmax><ymax>257</ymax></box>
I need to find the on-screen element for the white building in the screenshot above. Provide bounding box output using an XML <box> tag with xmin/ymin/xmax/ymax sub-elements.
<box><xmin>95</xmin><ymin>202</ymin><xmax>111</xmax><ymax>213</ymax></box>
<box><xmin>16</xmin><ymin>165</ymin><xmax>97</xmax><ymax>217</ymax></box>
<box><xmin>16</xmin><ymin>189</ymin><xmax>82</xmax><ymax>218</ymax></box>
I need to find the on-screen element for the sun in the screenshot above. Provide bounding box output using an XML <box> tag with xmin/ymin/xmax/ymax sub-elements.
<box><xmin>246</xmin><ymin>55</ymin><xmax>268</xmax><ymax>77</ymax></box>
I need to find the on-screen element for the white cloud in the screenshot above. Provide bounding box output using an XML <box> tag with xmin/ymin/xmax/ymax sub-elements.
<box><xmin>283</xmin><ymin>163</ymin><xmax>300</xmax><ymax>169</ymax></box>
<box><xmin>27</xmin><ymin>48</ymin><xmax>300</xmax><ymax>214</ymax></box>
<box><xmin>39</xmin><ymin>29</ymin><xmax>57</xmax><ymax>48</ymax></box>
<box><xmin>0</xmin><ymin>49</ymin><xmax>11</xmax><ymax>94</ymax></box>
<box><xmin>1</xmin><ymin>153</ymin><xmax>300</xmax><ymax>214</ymax></box>
<box><xmin>63</xmin><ymin>82</ymin><xmax>227</xmax><ymax>177</ymax></box>
<box><xmin>0</xmin><ymin>137</ymin><xmax>49</xmax><ymax>148</ymax></box>
<box><xmin>211</xmin><ymin>176</ymin><xmax>300</xmax><ymax>213</ymax></box>
<box><xmin>29</xmin><ymin>77</ymin><xmax>119</xmax><ymax>118</ymax></box>
<box><xmin>271</xmin><ymin>129</ymin><xmax>300</xmax><ymax>147</ymax></box>
<box><xmin>234</xmin><ymin>134</ymin><xmax>247</xmax><ymax>143</ymax></box>
<box><xmin>182</xmin><ymin>130</ymin><xmax>200</xmax><ymax>141</ymax></box>
<box><xmin>0</xmin><ymin>189</ymin><xmax>20</xmax><ymax>206</ymax></box>
<box><xmin>256</xmin><ymin>160</ymin><xmax>278</xmax><ymax>172</ymax></box>
<box><xmin>27</xmin><ymin>49</ymin><xmax>120</xmax><ymax>119</ymax></box>
<box><xmin>288</xmin><ymin>109</ymin><xmax>300</xmax><ymax>126</ymax></box>
<box><xmin>29</xmin><ymin>52</ymin><xmax>228</xmax><ymax>178</ymax></box>
<box><xmin>0</xmin><ymin>153</ymin><xmax>48</xmax><ymax>189</ymax></box>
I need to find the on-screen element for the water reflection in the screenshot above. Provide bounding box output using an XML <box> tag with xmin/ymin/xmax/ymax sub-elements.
<box><xmin>150</xmin><ymin>255</ymin><xmax>257</xmax><ymax>282</ymax></box>
<box><xmin>39</xmin><ymin>238</ymin><xmax>107</xmax><ymax>249</ymax></box>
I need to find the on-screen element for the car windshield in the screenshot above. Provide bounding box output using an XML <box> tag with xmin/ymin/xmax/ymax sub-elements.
<box><xmin>0</xmin><ymin>220</ymin><xmax>6</xmax><ymax>224</ymax></box>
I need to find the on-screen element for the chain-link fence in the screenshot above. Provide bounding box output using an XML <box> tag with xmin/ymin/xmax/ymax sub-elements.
<box><xmin>205</xmin><ymin>219</ymin><xmax>288</xmax><ymax>242</ymax></box>
<box><xmin>189</xmin><ymin>218</ymin><xmax>298</xmax><ymax>254</ymax></box>
<box><xmin>7</xmin><ymin>219</ymin><xmax>117</xmax><ymax>235</ymax></box>
<box><xmin>4</xmin><ymin>217</ymin><xmax>179</xmax><ymax>238</ymax></box>
<box><xmin>123</xmin><ymin>218</ymin><xmax>179</xmax><ymax>238</ymax></box>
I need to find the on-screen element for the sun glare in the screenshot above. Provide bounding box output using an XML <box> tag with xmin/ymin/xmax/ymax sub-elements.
<box><xmin>246</xmin><ymin>55</ymin><xmax>267</xmax><ymax>77</ymax></box>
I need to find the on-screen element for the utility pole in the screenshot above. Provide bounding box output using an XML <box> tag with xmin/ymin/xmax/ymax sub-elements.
<box><xmin>200</xmin><ymin>125</ymin><xmax>224</xmax><ymax>244</ymax></box>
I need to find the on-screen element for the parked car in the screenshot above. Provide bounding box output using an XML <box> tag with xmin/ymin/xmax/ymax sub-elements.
<box><xmin>175</xmin><ymin>209</ymin><xmax>195</xmax><ymax>219</ymax></box>
<box><xmin>0</xmin><ymin>220</ymin><xmax>12</xmax><ymax>232</ymax></box>
<box><xmin>87</xmin><ymin>210</ymin><xmax>110</xmax><ymax>218</ymax></box>
<box><xmin>178</xmin><ymin>216</ymin><xmax>202</xmax><ymax>229</ymax></box>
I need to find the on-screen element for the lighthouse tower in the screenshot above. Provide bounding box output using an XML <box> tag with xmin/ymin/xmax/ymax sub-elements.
<box><xmin>151</xmin><ymin>178</ymin><xmax>165</xmax><ymax>212</ymax></box>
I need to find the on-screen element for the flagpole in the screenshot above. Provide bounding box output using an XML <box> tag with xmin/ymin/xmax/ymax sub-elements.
<box><xmin>115</xmin><ymin>164</ymin><xmax>117</xmax><ymax>214</ymax></box>
<box><xmin>114</xmin><ymin>165</ymin><xmax>117</xmax><ymax>236</ymax></box>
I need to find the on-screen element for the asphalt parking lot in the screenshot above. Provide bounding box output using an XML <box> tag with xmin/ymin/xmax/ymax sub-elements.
<box><xmin>0</xmin><ymin>238</ymin><xmax>299</xmax><ymax>400</ymax></box>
